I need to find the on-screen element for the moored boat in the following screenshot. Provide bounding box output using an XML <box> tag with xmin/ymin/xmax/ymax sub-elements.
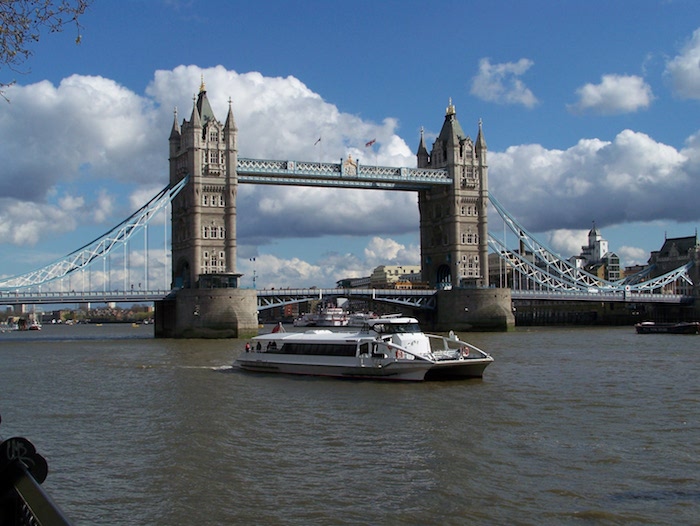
<box><xmin>347</xmin><ymin>312</ymin><xmax>378</xmax><ymax>327</ymax></box>
<box><xmin>635</xmin><ymin>321</ymin><xmax>700</xmax><ymax>334</ymax></box>
<box><xmin>293</xmin><ymin>306</ymin><xmax>349</xmax><ymax>327</ymax></box>
<box><xmin>235</xmin><ymin>316</ymin><xmax>493</xmax><ymax>381</ymax></box>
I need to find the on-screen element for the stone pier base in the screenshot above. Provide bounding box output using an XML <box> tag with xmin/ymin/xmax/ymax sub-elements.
<box><xmin>431</xmin><ymin>288</ymin><xmax>515</xmax><ymax>332</ymax></box>
<box><xmin>154</xmin><ymin>288</ymin><xmax>259</xmax><ymax>339</ymax></box>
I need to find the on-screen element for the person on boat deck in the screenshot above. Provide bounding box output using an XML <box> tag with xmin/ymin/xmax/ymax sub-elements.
<box><xmin>245</xmin><ymin>342</ymin><xmax>251</xmax><ymax>352</ymax></box>
<box><xmin>256</xmin><ymin>342</ymin><xmax>262</xmax><ymax>351</ymax></box>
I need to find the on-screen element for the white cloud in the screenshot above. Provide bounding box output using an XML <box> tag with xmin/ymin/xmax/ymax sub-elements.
<box><xmin>147</xmin><ymin>66</ymin><xmax>414</xmax><ymax>167</ymax></box>
<box><xmin>544</xmin><ymin>229</ymin><xmax>588</xmax><ymax>258</ymax></box>
<box><xmin>363</xmin><ymin>236</ymin><xmax>420</xmax><ymax>268</ymax></box>
<box><xmin>236</xmin><ymin>236</ymin><xmax>419</xmax><ymax>289</ymax></box>
<box><xmin>470</xmin><ymin>58</ymin><xmax>538</xmax><ymax>108</ymax></box>
<box><xmin>568</xmin><ymin>74</ymin><xmax>654</xmax><ymax>114</ymax></box>
<box><xmin>0</xmin><ymin>197</ymin><xmax>80</xmax><ymax>246</ymax></box>
<box><xmin>490</xmin><ymin>129</ymin><xmax>692</xmax><ymax>233</ymax></box>
<box><xmin>93</xmin><ymin>189</ymin><xmax>115</xmax><ymax>224</ymax></box>
<box><xmin>664</xmin><ymin>27</ymin><xmax>700</xmax><ymax>99</ymax></box>
<box><xmin>617</xmin><ymin>245</ymin><xmax>648</xmax><ymax>267</ymax></box>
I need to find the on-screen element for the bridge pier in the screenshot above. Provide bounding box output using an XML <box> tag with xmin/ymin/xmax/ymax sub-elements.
<box><xmin>429</xmin><ymin>288</ymin><xmax>515</xmax><ymax>332</ymax></box>
<box><xmin>154</xmin><ymin>288</ymin><xmax>258</xmax><ymax>339</ymax></box>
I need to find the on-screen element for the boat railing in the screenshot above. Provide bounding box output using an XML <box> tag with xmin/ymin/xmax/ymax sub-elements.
<box><xmin>378</xmin><ymin>334</ymin><xmax>490</xmax><ymax>362</ymax></box>
<box><xmin>0</xmin><ymin>415</ymin><xmax>73</xmax><ymax>525</ymax></box>
<box><xmin>426</xmin><ymin>333</ymin><xmax>491</xmax><ymax>360</ymax></box>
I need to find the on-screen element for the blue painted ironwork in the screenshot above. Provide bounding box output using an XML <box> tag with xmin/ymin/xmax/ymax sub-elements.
<box><xmin>256</xmin><ymin>288</ymin><xmax>437</xmax><ymax>310</ymax></box>
<box><xmin>0</xmin><ymin>177</ymin><xmax>188</xmax><ymax>291</ymax></box>
<box><xmin>237</xmin><ymin>158</ymin><xmax>451</xmax><ymax>190</ymax></box>
<box><xmin>488</xmin><ymin>194</ymin><xmax>694</xmax><ymax>294</ymax></box>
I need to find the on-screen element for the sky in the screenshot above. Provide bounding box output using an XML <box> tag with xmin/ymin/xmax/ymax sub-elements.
<box><xmin>2</xmin><ymin>0</ymin><xmax>700</xmax><ymax>290</ymax></box>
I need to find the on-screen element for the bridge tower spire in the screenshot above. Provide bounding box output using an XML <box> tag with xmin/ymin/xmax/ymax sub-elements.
<box><xmin>168</xmin><ymin>82</ymin><xmax>240</xmax><ymax>289</ymax></box>
<box><xmin>417</xmin><ymin>99</ymin><xmax>489</xmax><ymax>288</ymax></box>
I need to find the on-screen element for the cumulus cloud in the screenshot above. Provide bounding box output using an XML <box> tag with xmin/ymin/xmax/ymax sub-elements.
<box><xmin>543</xmin><ymin>229</ymin><xmax>589</xmax><ymax>258</ymax></box>
<box><xmin>490</xmin><ymin>129</ymin><xmax>694</xmax><ymax>239</ymax></box>
<box><xmin>470</xmin><ymin>58</ymin><xmax>538</xmax><ymax>108</ymax></box>
<box><xmin>664</xmin><ymin>27</ymin><xmax>700</xmax><ymax>99</ymax></box>
<box><xmin>617</xmin><ymin>245</ymin><xmax>649</xmax><ymax>267</ymax></box>
<box><xmin>363</xmin><ymin>236</ymin><xmax>420</xmax><ymax>268</ymax></box>
<box><xmin>0</xmin><ymin>197</ymin><xmax>80</xmax><ymax>245</ymax></box>
<box><xmin>568</xmin><ymin>74</ymin><xmax>654</xmax><ymax>114</ymax></box>
<box><xmin>234</xmin><ymin>236</ymin><xmax>420</xmax><ymax>289</ymax></box>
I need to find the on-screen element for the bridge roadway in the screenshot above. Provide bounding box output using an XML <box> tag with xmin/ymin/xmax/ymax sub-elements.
<box><xmin>0</xmin><ymin>288</ymin><xmax>690</xmax><ymax>309</ymax></box>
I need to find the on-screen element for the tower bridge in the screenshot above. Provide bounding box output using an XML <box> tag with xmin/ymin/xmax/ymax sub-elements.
<box><xmin>1</xmin><ymin>83</ymin><xmax>696</xmax><ymax>334</ymax></box>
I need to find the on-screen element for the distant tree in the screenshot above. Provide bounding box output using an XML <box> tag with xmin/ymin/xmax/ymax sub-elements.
<box><xmin>0</xmin><ymin>0</ymin><xmax>92</xmax><ymax>100</ymax></box>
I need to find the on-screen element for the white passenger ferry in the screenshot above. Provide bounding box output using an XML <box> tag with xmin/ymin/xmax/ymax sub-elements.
<box><xmin>235</xmin><ymin>316</ymin><xmax>493</xmax><ymax>381</ymax></box>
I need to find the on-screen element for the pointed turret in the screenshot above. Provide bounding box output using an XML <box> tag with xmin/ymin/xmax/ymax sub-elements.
<box><xmin>196</xmin><ymin>76</ymin><xmax>216</xmax><ymax>125</ymax></box>
<box><xmin>475</xmin><ymin>118</ymin><xmax>487</xmax><ymax>151</ymax></box>
<box><xmin>224</xmin><ymin>97</ymin><xmax>237</xmax><ymax>133</ymax></box>
<box><xmin>189</xmin><ymin>94</ymin><xmax>201</xmax><ymax>129</ymax></box>
<box><xmin>169</xmin><ymin>107</ymin><xmax>181</xmax><ymax>141</ymax></box>
<box><xmin>437</xmin><ymin>98</ymin><xmax>467</xmax><ymax>147</ymax></box>
<box><xmin>416</xmin><ymin>127</ymin><xmax>429</xmax><ymax>167</ymax></box>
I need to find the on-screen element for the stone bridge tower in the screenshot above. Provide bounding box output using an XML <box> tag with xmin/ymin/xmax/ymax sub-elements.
<box><xmin>156</xmin><ymin>81</ymin><xmax>257</xmax><ymax>338</ymax></box>
<box><xmin>417</xmin><ymin>100</ymin><xmax>489</xmax><ymax>289</ymax></box>
<box><xmin>169</xmin><ymin>80</ymin><xmax>239</xmax><ymax>289</ymax></box>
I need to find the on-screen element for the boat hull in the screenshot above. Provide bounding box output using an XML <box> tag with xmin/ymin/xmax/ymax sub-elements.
<box><xmin>635</xmin><ymin>322</ymin><xmax>700</xmax><ymax>334</ymax></box>
<box><xmin>235</xmin><ymin>353</ymin><xmax>493</xmax><ymax>381</ymax></box>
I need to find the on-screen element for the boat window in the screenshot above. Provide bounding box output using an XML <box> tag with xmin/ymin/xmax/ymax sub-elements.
<box><xmin>280</xmin><ymin>343</ymin><xmax>357</xmax><ymax>357</ymax></box>
<box><xmin>373</xmin><ymin>323</ymin><xmax>421</xmax><ymax>335</ymax></box>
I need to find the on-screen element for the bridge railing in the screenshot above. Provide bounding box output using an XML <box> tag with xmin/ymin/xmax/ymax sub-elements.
<box><xmin>511</xmin><ymin>289</ymin><xmax>691</xmax><ymax>303</ymax></box>
<box><xmin>0</xmin><ymin>290</ymin><xmax>173</xmax><ymax>305</ymax></box>
<box><xmin>237</xmin><ymin>158</ymin><xmax>451</xmax><ymax>189</ymax></box>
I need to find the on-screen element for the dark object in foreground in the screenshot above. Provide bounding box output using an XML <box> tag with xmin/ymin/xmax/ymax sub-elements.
<box><xmin>0</xmin><ymin>414</ymin><xmax>72</xmax><ymax>526</ymax></box>
<box><xmin>635</xmin><ymin>321</ymin><xmax>700</xmax><ymax>334</ymax></box>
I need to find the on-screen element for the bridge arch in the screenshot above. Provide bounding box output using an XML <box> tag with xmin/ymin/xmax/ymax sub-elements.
<box><xmin>436</xmin><ymin>264</ymin><xmax>451</xmax><ymax>289</ymax></box>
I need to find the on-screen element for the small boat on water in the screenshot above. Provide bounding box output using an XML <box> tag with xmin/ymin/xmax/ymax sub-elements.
<box><xmin>17</xmin><ymin>318</ymin><xmax>41</xmax><ymax>331</ymax></box>
<box><xmin>235</xmin><ymin>316</ymin><xmax>493</xmax><ymax>381</ymax></box>
<box><xmin>635</xmin><ymin>321</ymin><xmax>700</xmax><ymax>334</ymax></box>
<box><xmin>293</xmin><ymin>306</ymin><xmax>349</xmax><ymax>327</ymax></box>
<box><xmin>347</xmin><ymin>312</ymin><xmax>378</xmax><ymax>327</ymax></box>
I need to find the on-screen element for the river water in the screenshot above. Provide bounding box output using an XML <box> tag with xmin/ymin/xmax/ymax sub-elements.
<box><xmin>1</xmin><ymin>323</ymin><xmax>699</xmax><ymax>525</ymax></box>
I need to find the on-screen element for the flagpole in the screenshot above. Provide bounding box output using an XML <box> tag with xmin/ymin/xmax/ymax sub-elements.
<box><xmin>315</xmin><ymin>134</ymin><xmax>322</xmax><ymax>164</ymax></box>
<box><xmin>364</xmin><ymin>138</ymin><xmax>377</xmax><ymax>167</ymax></box>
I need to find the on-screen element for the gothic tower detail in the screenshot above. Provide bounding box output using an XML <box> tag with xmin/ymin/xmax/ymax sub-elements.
<box><xmin>417</xmin><ymin>100</ymin><xmax>489</xmax><ymax>288</ymax></box>
<box><xmin>168</xmin><ymin>81</ymin><xmax>240</xmax><ymax>289</ymax></box>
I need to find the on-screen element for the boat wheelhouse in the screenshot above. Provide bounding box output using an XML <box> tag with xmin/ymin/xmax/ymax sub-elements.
<box><xmin>235</xmin><ymin>316</ymin><xmax>493</xmax><ymax>381</ymax></box>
